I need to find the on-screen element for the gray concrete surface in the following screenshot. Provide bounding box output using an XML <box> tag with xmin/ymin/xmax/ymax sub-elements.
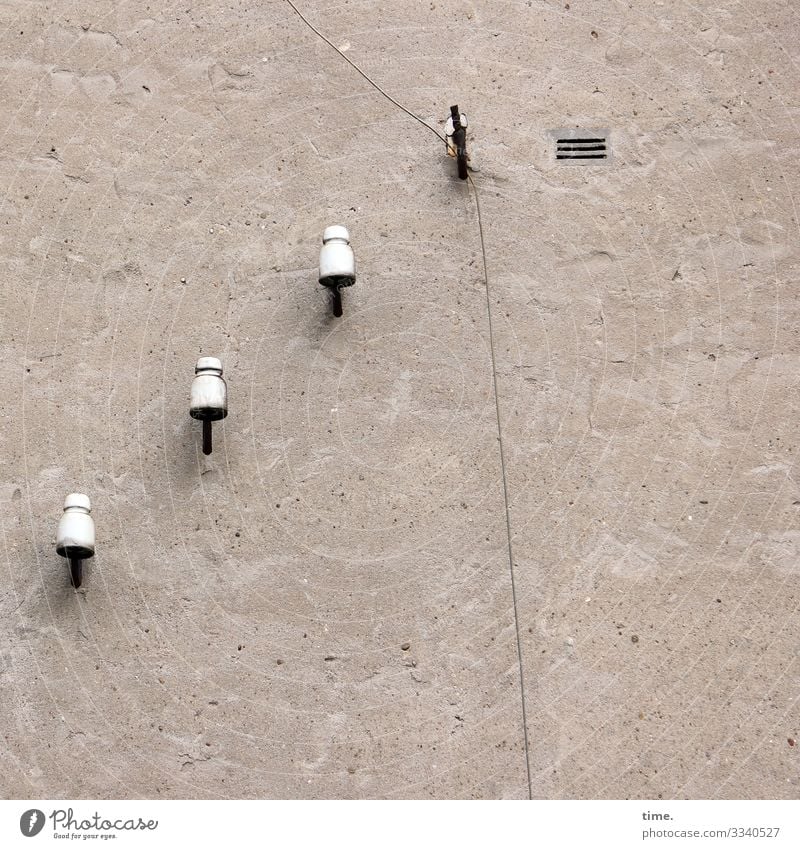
<box><xmin>0</xmin><ymin>0</ymin><xmax>797</xmax><ymax>799</ymax></box>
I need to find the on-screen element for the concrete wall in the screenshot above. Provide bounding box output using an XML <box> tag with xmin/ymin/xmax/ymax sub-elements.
<box><xmin>1</xmin><ymin>0</ymin><xmax>797</xmax><ymax>798</ymax></box>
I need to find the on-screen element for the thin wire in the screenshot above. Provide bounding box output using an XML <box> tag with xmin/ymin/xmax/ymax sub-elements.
<box><xmin>283</xmin><ymin>0</ymin><xmax>533</xmax><ymax>799</ymax></box>
<box><xmin>283</xmin><ymin>0</ymin><xmax>447</xmax><ymax>146</ymax></box>
<box><xmin>468</xmin><ymin>173</ymin><xmax>533</xmax><ymax>798</ymax></box>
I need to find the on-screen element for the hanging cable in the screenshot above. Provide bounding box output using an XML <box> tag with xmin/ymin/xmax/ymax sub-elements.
<box><xmin>283</xmin><ymin>0</ymin><xmax>447</xmax><ymax>145</ymax></box>
<box><xmin>282</xmin><ymin>0</ymin><xmax>533</xmax><ymax>799</ymax></box>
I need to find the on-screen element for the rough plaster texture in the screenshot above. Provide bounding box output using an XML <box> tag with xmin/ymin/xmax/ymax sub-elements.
<box><xmin>0</xmin><ymin>0</ymin><xmax>798</xmax><ymax>799</ymax></box>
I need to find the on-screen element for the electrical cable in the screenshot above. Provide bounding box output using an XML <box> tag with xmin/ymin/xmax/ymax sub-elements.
<box><xmin>283</xmin><ymin>0</ymin><xmax>534</xmax><ymax>799</ymax></box>
<box><xmin>283</xmin><ymin>0</ymin><xmax>447</xmax><ymax>145</ymax></box>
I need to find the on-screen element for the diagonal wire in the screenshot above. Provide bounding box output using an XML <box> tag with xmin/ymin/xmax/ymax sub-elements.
<box><xmin>467</xmin><ymin>174</ymin><xmax>533</xmax><ymax>799</ymax></box>
<box><xmin>282</xmin><ymin>0</ymin><xmax>533</xmax><ymax>799</ymax></box>
<box><xmin>283</xmin><ymin>0</ymin><xmax>447</xmax><ymax>146</ymax></box>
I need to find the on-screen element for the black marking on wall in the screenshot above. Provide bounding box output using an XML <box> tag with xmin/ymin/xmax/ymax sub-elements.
<box><xmin>550</xmin><ymin>129</ymin><xmax>611</xmax><ymax>164</ymax></box>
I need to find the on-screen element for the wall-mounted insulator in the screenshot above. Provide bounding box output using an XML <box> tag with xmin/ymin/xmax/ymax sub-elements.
<box><xmin>319</xmin><ymin>225</ymin><xmax>356</xmax><ymax>317</ymax></box>
<box><xmin>56</xmin><ymin>493</ymin><xmax>95</xmax><ymax>588</ymax></box>
<box><xmin>190</xmin><ymin>357</ymin><xmax>228</xmax><ymax>455</ymax></box>
<box><xmin>445</xmin><ymin>105</ymin><xmax>469</xmax><ymax>179</ymax></box>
